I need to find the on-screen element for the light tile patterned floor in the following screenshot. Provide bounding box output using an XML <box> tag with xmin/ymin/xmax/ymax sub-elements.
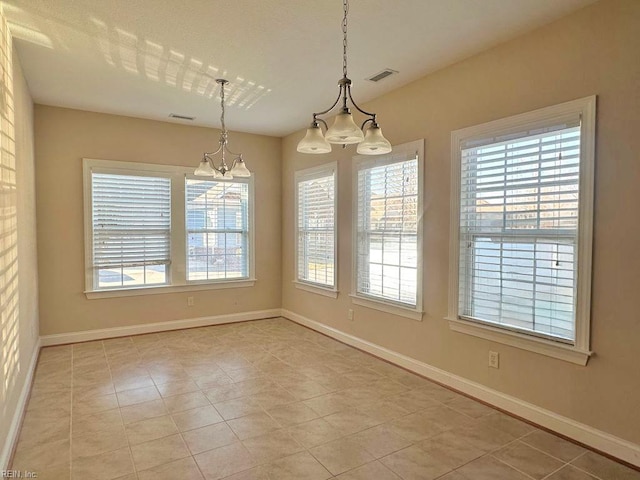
<box><xmin>10</xmin><ymin>317</ymin><xmax>640</xmax><ymax>480</ymax></box>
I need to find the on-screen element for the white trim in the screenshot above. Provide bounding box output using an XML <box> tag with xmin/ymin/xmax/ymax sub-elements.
<box><xmin>85</xmin><ymin>279</ymin><xmax>256</xmax><ymax>299</ymax></box>
<box><xmin>351</xmin><ymin>140</ymin><xmax>425</xmax><ymax>312</ymax></box>
<box><xmin>0</xmin><ymin>338</ymin><xmax>41</xmax><ymax>470</ymax></box>
<box><xmin>293</xmin><ymin>281</ymin><xmax>338</xmax><ymax>298</ymax></box>
<box><xmin>448</xmin><ymin>96</ymin><xmax>596</xmax><ymax>360</ymax></box>
<box><xmin>294</xmin><ymin>162</ymin><xmax>338</xmax><ymax>290</ymax></box>
<box><xmin>40</xmin><ymin>309</ymin><xmax>281</xmax><ymax>346</ymax></box>
<box><xmin>281</xmin><ymin>309</ymin><xmax>640</xmax><ymax>468</ymax></box>
<box><xmin>448</xmin><ymin>317</ymin><xmax>591</xmax><ymax>365</ymax></box>
<box><xmin>350</xmin><ymin>294</ymin><xmax>423</xmax><ymax>321</ymax></box>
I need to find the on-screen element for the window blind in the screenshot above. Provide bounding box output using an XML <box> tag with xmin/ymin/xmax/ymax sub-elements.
<box><xmin>297</xmin><ymin>169</ymin><xmax>336</xmax><ymax>287</ymax></box>
<box><xmin>91</xmin><ymin>173</ymin><xmax>171</xmax><ymax>270</ymax></box>
<box><xmin>458</xmin><ymin>120</ymin><xmax>581</xmax><ymax>342</ymax></box>
<box><xmin>356</xmin><ymin>153</ymin><xmax>419</xmax><ymax>306</ymax></box>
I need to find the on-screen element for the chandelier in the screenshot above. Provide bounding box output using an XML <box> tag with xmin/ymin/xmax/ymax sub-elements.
<box><xmin>297</xmin><ymin>0</ymin><xmax>391</xmax><ymax>155</ymax></box>
<box><xmin>194</xmin><ymin>79</ymin><xmax>251</xmax><ymax>178</ymax></box>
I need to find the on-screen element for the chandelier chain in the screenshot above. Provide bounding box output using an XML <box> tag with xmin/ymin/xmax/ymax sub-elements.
<box><xmin>342</xmin><ymin>0</ymin><xmax>348</xmax><ymax>78</ymax></box>
<box><xmin>219</xmin><ymin>81</ymin><xmax>226</xmax><ymax>136</ymax></box>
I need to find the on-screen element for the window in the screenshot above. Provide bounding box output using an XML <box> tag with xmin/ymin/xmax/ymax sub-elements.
<box><xmin>186</xmin><ymin>179</ymin><xmax>250</xmax><ymax>281</ymax></box>
<box><xmin>91</xmin><ymin>172</ymin><xmax>171</xmax><ymax>289</ymax></box>
<box><xmin>448</xmin><ymin>96</ymin><xmax>596</xmax><ymax>365</ymax></box>
<box><xmin>352</xmin><ymin>140</ymin><xmax>424</xmax><ymax>320</ymax></box>
<box><xmin>83</xmin><ymin>159</ymin><xmax>254</xmax><ymax>297</ymax></box>
<box><xmin>294</xmin><ymin>163</ymin><xmax>337</xmax><ymax>295</ymax></box>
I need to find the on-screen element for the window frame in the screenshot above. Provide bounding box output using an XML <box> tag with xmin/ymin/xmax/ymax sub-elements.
<box><xmin>351</xmin><ymin>140</ymin><xmax>425</xmax><ymax>321</ymax></box>
<box><xmin>447</xmin><ymin>96</ymin><xmax>596</xmax><ymax>365</ymax></box>
<box><xmin>83</xmin><ymin>158</ymin><xmax>255</xmax><ymax>298</ymax></box>
<box><xmin>293</xmin><ymin>162</ymin><xmax>338</xmax><ymax>297</ymax></box>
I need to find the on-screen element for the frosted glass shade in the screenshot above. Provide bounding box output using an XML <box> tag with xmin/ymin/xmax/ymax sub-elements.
<box><xmin>325</xmin><ymin>110</ymin><xmax>364</xmax><ymax>144</ymax></box>
<box><xmin>229</xmin><ymin>158</ymin><xmax>251</xmax><ymax>177</ymax></box>
<box><xmin>194</xmin><ymin>158</ymin><xmax>217</xmax><ymax>176</ymax></box>
<box><xmin>357</xmin><ymin>124</ymin><xmax>392</xmax><ymax>155</ymax></box>
<box><xmin>297</xmin><ymin>125</ymin><xmax>332</xmax><ymax>154</ymax></box>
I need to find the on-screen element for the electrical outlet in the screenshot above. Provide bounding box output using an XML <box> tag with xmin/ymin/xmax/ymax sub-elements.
<box><xmin>488</xmin><ymin>351</ymin><xmax>500</xmax><ymax>369</ymax></box>
<box><xmin>187</xmin><ymin>296</ymin><xmax>194</xmax><ymax>306</ymax></box>
<box><xmin>348</xmin><ymin>309</ymin><xmax>354</xmax><ymax>321</ymax></box>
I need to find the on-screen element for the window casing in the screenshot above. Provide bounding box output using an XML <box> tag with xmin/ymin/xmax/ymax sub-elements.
<box><xmin>448</xmin><ymin>97</ymin><xmax>596</xmax><ymax>365</ymax></box>
<box><xmin>294</xmin><ymin>163</ymin><xmax>337</xmax><ymax>294</ymax></box>
<box><xmin>352</xmin><ymin>140</ymin><xmax>424</xmax><ymax>320</ymax></box>
<box><xmin>83</xmin><ymin>159</ymin><xmax>254</xmax><ymax>297</ymax></box>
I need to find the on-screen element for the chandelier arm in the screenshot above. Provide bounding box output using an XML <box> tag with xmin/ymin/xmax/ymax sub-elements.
<box><xmin>346</xmin><ymin>84</ymin><xmax>376</xmax><ymax>118</ymax></box>
<box><xmin>203</xmin><ymin>154</ymin><xmax>224</xmax><ymax>173</ymax></box>
<box><xmin>203</xmin><ymin>143</ymin><xmax>224</xmax><ymax>156</ymax></box>
<box><xmin>312</xmin><ymin>83</ymin><xmax>345</xmax><ymax>119</ymax></box>
<box><xmin>315</xmin><ymin>118</ymin><xmax>329</xmax><ymax>130</ymax></box>
<box><xmin>223</xmin><ymin>142</ymin><xmax>242</xmax><ymax>157</ymax></box>
<box><xmin>360</xmin><ymin>117</ymin><xmax>376</xmax><ymax>130</ymax></box>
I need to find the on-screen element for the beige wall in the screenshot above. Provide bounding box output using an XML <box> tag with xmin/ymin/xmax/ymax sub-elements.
<box><xmin>34</xmin><ymin>106</ymin><xmax>282</xmax><ymax>336</ymax></box>
<box><xmin>281</xmin><ymin>0</ymin><xmax>640</xmax><ymax>445</ymax></box>
<box><xmin>0</xmin><ymin>18</ymin><xmax>39</xmax><ymax>466</ymax></box>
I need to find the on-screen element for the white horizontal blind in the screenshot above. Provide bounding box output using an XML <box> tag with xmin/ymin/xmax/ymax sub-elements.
<box><xmin>91</xmin><ymin>173</ymin><xmax>171</xmax><ymax>273</ymax></box>
<box><xmin>356</xmin><ymin>153</ymin><xmax>419</xmax><ymax>306</ymax></box>
<box><xmin>296</xmin><ymin>168</ymin><xmax>336</xmax><ymax>287</ymax></box>
<box><xmin>458</xmin><ymin>120</ymin><xmax>582</xmax><ymax>342</ymax></box>
<box><xmin>186</xmin><ymin>179</ymin><xmax>249</xmax><ymax>281</ymax></box>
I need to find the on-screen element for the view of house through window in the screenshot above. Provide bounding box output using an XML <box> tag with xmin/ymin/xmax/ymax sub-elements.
<box><xmin>186</xmin><ymin>179</ymin><xmax>250</xmax><ymax>281</ymax></box>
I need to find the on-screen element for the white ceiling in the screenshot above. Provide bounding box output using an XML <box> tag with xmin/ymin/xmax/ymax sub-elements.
<box><xmin>3</xmin><ymin>0</ymin><xmax>595</xmax><ymax>137</ymax></box>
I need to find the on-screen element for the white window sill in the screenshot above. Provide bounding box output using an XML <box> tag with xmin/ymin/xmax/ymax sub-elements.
<box><xmin>350</xmin><ymin>294</ymin><xmax>423</xmax><ymax>321</ymax></box>
<box><xmin>293</xmin><ymin>281</ymin><xmax>338</xmax><ymax>298</ymax></box>
<box><xmin>85</xmin><ymin>279</ymin><xmax>256</xmax><ymax>299</ymax></box>
<box><xmin>447</xmin><ymin>317</ymin><xmax>592</xmax><ymax>366</ymax></box>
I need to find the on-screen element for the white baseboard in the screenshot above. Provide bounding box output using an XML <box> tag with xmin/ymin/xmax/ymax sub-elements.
<box><xmin>281</xmin><ymin>309</ymin><xmax>640</xmax><ymax>468</ymax></box>
<box><xmin>40</xmin><ymin>309</ymin><xmax>282</xmax><ymax>346</ymax></box>
<box><xmin>0</xmin><ymin>337</ymin><xmax>41</xmax><ymax>470</ymax></box>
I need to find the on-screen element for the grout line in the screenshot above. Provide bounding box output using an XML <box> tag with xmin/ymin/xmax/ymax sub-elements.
<box><xmin>518</xmin><ymin>436</ymin><xmax>585</xmax><ymax>466</ymax></box>
<box><xmin>23</xmin><ymin>319</ymin><xmax>637</xmax><ymax>478</ymax></box>
<box><xmin>568</xmin><ymin>452</ymin><xmax>608</xmax><ymax>480</ymax></box>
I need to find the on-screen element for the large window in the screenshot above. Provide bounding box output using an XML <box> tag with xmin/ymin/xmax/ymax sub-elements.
<box><xmin>83</xmin><ymin>159</ymin><xmax>254</xmax><ymax>297</ymax></box>
<box><xmin>353</xmin><ymin>141</ymin><xmax>423</xmax><ymax>319</ymax></box>
<box><xmin>449</xmin><ymin>97</ymin><xmax>596</xmax><ymax>364</ymax></box>
<box><xmin>295</xmin><ymin>163</ymin><xmax>337</xmax><ymax>294</ymax></box>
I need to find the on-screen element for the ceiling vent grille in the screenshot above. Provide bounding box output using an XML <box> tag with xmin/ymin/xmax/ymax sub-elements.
<box><xmin>169</xmin><ymin>113</ymin><xmax>195</xmax><ymax>121</ymax></box>
<box><xmin>366</xmin><ymin>69</ymin><xmax>398</xmax><ymax>82</ymax></box>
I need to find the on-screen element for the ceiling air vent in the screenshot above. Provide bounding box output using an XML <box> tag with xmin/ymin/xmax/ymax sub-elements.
<box><xmin>366</xmin><ymin>68</ymin><xmax>398</xmax><ymax>83</ymax></box>
<box><xmin>169</xmin><ymin>113</ymin><xmax>195</xmax><ymax>121</ymax></box>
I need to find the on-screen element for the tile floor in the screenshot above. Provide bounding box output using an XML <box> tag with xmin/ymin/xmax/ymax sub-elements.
<box><xmin>10</xmin><ymin>317</ymin><xmax>640</xmax><ymax>480</ymax></box>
